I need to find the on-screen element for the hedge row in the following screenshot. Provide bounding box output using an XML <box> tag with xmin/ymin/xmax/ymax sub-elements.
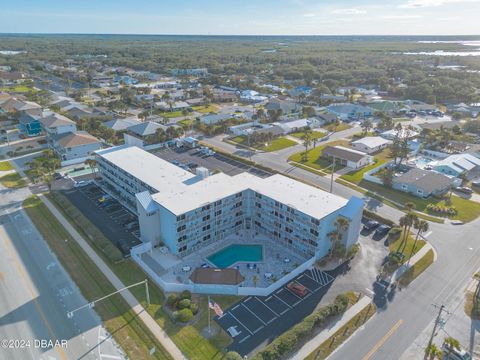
<box><xmin>251</xmin><ymin>294</ymin><xmax>350</xmax><ymax>360</ymax></box>
<box><xmin>363</xmin><ymin>209</ymin><xmax>396</xmax><ymax>227</ymax></box>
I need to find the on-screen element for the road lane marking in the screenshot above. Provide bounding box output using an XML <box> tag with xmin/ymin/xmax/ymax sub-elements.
<box><xmin>2</xmin><ymin>226</ymin><xmax>68</xmax><ymax>360</ymax></box>
<box><xmin>361</xmin><ymin>319</ymin><xmax>403</xmax><ymax>360</ymax></box>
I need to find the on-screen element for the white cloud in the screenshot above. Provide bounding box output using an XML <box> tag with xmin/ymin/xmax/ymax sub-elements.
<box><xmin>303</xmin><ymin>13</ymin><xmax>316</xmax><ymax>17</ymax></box>
<box><xmin>381</xmin><ymin>14</ymin><xmax>424</xmax><ymax>19</ymax></box>
<box><xmin>399</xmin><ymin>0</ymin><xmax>479</xmax><ymax>8</ymax></box>
<box><xmin>331</xmin><ymin>8</ymin><xmax>367</xmax><ymax>15</ymax></box>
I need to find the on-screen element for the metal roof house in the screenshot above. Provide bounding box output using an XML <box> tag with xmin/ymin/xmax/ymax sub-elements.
<box><xmin>392</xmin><ymin>168</ymin><xmax>452</xmax><ymax>198</ymax></box>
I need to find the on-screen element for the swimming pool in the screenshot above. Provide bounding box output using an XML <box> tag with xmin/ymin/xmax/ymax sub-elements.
<box><xmin>207</xmin><ymin>244</ymin><xmax>263</xmax><ymax>268</ymax></box>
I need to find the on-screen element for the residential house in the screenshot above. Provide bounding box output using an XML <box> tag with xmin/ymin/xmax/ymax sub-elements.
<box><xmin>124</xmin><ymin>121</ymin><xmax>169</xmax><ymax>148</ymax></box>
<box><xmin>264</xmin><ymin>99</ymin><xmax>301</xmax><ymax>114</ymax></box>
<box><xmin>322</xmin><ymin>146</ymin><xmax>373</xmax><ymax>169</ymax></box>
<box><xmin>40</xmin><ymin>113</ymin><xmax>77</xmax><ymax>137</ymax></box>
<box><xmin>200</xmin><ymin>113</ymin><xmax>232</xmax><ymax>125</ymax></box>
<box><xmin>326</xmin><ymin>103</ymin><xmax>374</xmax><ymax>121</ymax></box>
<box><xmin>103</xmin><ymin>117</ymin><xmax>141</xmax><ymax>132</ymax></box>
<box><xmin>287</xmin><ymin>86</ymin><xmax>312</xmax><ymax>98</ymax></box>
<box><xmin>317</xmin><ymin>113</ymin><xmax>339</xmax><ymax>124</ymax></box>
<box><xmin>212</xmin><ymin>89</ymin><xmax>237</xmax><ymax>102</ymax></box>
<box><xmin>380</xmin><ymin>128</ymin><xmax>419</xmax><ymax>140</ymax></box>
<box><xmin>351</xmin><ymin>136</ymin><xmax>392</xmax><ymax>154</ymax></box>
<box><xmin>229</xmin><ymin>121</ymin><xmax>284</xmax><ymax>137</ymax></box>
<box><xmin>277</xmin><ymin>118</ymin><xmax>322</xmax><ymax>134</ymax></box>
<box><xmin>155</xmin><ymin>101</ymin><xmax>191</xmax><ymax>112</ymax></box>
<box><xmin>186</xmin><ymin>98</ymin><xmax>206</xmax><ymax>107</ymax></box>
<box><xmin>51</xmin><ymin>131</ymin><xmax>102</xmax><ymax>164</ymax></box>
<box><xmin>240</xmin><ymin>90</ymin><xmax>268</xmax><ymax>103</ymax></box>
<box><xmin>113</xmin><ymin>75</ymin><xmax>138</xmax><ymax>85</ymax></box>
<box><xmin>320</xmin><ymin>94</ymin><xmax>347</xmax><ymax>103</ymax></box>
<box><xmin>18</xmin><ymin>112</ymin><xmax>43</xmax><ymax>137</ymax></box>
<box><xmin>433</xmin><ymin>153</ymin><xmax>480</xmax><ymax>178</ymax></box>
<box><xmin>392</xmin><ymin>168</ymin><xmax>452</xmax><ymax>198</ymax></box>
<box><xmin>171</xmin><ymin>68</ymin><xmax>208</xmax><ymax>77</ymax></box>
<box><xmin>0</xmin><ymin>98</ymin><xmax>42</xmax><ymax>115</ymax></box>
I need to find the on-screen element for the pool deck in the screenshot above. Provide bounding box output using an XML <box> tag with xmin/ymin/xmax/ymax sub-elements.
<box><xmin>144</xmin><ymin>233</ymin><xmax>308</xmax><ymax>288</ymax></box>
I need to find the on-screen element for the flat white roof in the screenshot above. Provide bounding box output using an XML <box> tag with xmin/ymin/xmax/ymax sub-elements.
<box><xmin>352</xmin><ymin>136</ymin><xmax>392</xmax><ymax>148</ymax></box>
<box><xmin>95</xmin><ymin>146</ymin><xmax>195</xmax><ymax>192</ymax></box>
<box><xmin>98</xmin><ymin>146</ymin><xmax>349</xmax><ymax>219</ymax></box>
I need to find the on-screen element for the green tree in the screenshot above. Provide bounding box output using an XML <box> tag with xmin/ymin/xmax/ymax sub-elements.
<box><xmin>301</xmin><ymin>129</ymin><xmax>312</xmax><ymax>161</ymax></box>
<box><xmin>411</xmin><ymin>218</ymin><xmax>428</xmax><ymax>260</ymax></box>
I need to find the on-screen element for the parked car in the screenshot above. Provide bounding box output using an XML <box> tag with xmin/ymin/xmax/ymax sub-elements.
<box><xmin>442</xmin><ymin>343</ymin><xmax>472</xmax><ymax>360</ymax></box>
<box><xmin>363</xmin><ymin>220</ymin><xmax>380</xmax><ymax>231</ymax></box>
<box><xmin>187</xmin><ymin>162</ymin><xmax>199</xmax><ymax>169</ymax></box>
<box><xmin>472</xmin><ymin>180</ymin><xmax>480</xmax><ymax>187</ymax></box>
<box><xmin>451</xmin><ymin>220</ymin><xmax>464</xmax><ymax>225</ymax></box>
<box><xmin>74</xmin><ymin>180</ymin><xmax>90</xmax><ymax>188</ymax></box>
<box><xmin>455</xmin><ymin>187</ymin><xmax>473</xmax><ymax>194</ymax></box>
<box><xmin>97</xmin><ymin>194</ymin><xmax>112</xmax><ymax>203</ymax></box>
<box><xmin>287</xmin><ymin>282</ymin><xmax>307</xmax><ymax>297</ymax></box>
<box><xmin>54</xmin><ymin>172</ymin><xmax>63</xmax><ymax>180</ymax></box>
<box><xmin>375</xmin><ymin>224</ymin><xmax>391</xmax><ymax>237</ymax></box>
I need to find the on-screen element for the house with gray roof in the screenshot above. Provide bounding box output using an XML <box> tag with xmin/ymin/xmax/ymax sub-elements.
<box><xmin>124</xmin><ymin>121</ymin><xmax>169</xmax><ymax>149</ymax></box>
<box><xmin>103</xmin><ymin>117</ymin><xmax>141</xmax><ymax>132</ymax></box>
<box><xmin>200</xmin><ymin>113</ymin><xmax>232</xmax><ymax>125</ymax></box>
<box><xmin>322</xmin><ymin>146</ymin><xmax>373</xmax><ymax>169</ymax></box>
<box><xmin>433</xmin><ymin>153</ymin><xmax>480</xmax><ymax>178</ymax></box>
<box><xmin>326</xmin><ymin>103</ymin><xmax>374</xmax><ymax>121</ymax></box>
<box><xmin>392</xmin><ymin>168</ymin><xmax>452</xmax><ymax>198</ymax></box>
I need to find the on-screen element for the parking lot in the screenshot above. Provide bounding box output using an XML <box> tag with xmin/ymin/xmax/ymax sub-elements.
<box><xmin>153</xmin><ymin>147</ymin><xmax>271</xmax><ymax>178</ymax></box>
<box><xmin>61</xmin><ymin>184</ymin><xmax>141</xmax><ymax>256</ymax></box>
<box><xmin>216</xmin><ymin>268</ymin><xmax>335</xmax><ymax>356</ymax></box>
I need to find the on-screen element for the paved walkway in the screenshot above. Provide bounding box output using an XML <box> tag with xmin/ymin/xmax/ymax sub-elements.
<box><xmin>290</xmin><ymin>295</ymin><xmax>372</xmax><ymax>360</ymax></box>
<box><xmin>392</xmin><ymin>242</ymin><xmax>436</xmax><ymax>282</ymax></box>
<box><xmin>40</xmin><ymin>195</ymin><xmax>186</xmax><ymax>360</ymax></box>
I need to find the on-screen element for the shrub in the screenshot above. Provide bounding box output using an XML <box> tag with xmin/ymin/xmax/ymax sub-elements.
<box><xmin>174</xmin><ymin>308</ymin><xmax>193</xmax><ymax>323</ymax></box>
<box><xmin>167</xmin><ymin>293</ymin><xmax>178</xmax><ymax>307</ymax></box>
<box><xmin>178</xmin><ymin>298</ymin><xmax>191</xmax><ymax>309</ymax></box>
<box><xmin>180</xmin><ymin>290</ymin><xmax>191</xmax><ymax>300</ymax></box>
<box><xmin>190</xmin><ymin>302</ymin><xmax>199</xmax><ymax>315</ymax></box>
<box><xmin>363</xmin><ymin>210</ymin><xmax>396</xmax><ymax>227</ymax></box>
<box><xmin>334</xmin><ymin>293</ymin><xmax>350</xmax><ymax>309</ymax></box>
<box><xmin>225</xmin><ymin>351</ymin><xmax>243</xmax><ymax>360</ymax></box>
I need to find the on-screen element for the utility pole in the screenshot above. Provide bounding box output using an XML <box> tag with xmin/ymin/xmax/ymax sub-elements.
<box><xmin>425</xmin><ymin>304</ymin><xmax>449</xmax><ymax>359</ymax></box>
<box><xmin>330</xmin><ymin>157</ymin><xmax>336</xmax><ymax>193</ymax></box>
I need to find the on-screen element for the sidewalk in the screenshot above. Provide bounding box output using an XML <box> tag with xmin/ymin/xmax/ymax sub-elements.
<box><xmin>392</xmin><ymin>242</ymin><xmax>436</xmax><ymax>282</ymax></box>
<box><xmin>40</xmin><ymin>195</ymin><xmax>185</xmax><ymax>360</ymax></box>
<box><xmin>290</xmin><ymin>295</ymin><xmax>372</xmax><ymax>360</ymax></box>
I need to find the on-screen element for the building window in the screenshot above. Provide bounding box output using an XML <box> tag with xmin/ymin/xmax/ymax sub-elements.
<box><xmin>235</xmin><ymin>192</ymin><xmax>242</xmax><ymax>198</ymax></box>
<box><xmin>202</xmin><ymin>215</ymin><xmax>210</xmax><ymax>221</ymax></box>
<box><xmin>215</xmin><ymin>209</ymin><xmax>222</xmax><ymax>216</ymax></box>
<box><xmin>177</xmin><ymin>225</ymin><xmax>186</xmax><ymax>232</ymax></box>
<box><xmin>177</xmin><ymin>214</ymin><xmax>185</xmax><ymax>221</ymax></box>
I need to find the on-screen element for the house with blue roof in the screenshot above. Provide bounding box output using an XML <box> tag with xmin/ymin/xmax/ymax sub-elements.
<box><xmin>18</xmin><ymin>112</ymin><xmax>43</xmax><ymax>137</ymax></box>
<box><xmin>326</xmin><ymin>103</ymin><xmax>374</xmax><ymax>121</ymax></box>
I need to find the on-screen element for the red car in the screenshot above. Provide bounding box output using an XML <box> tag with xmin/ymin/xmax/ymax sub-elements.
<box><xmin>287</xmin><ymin>282</ymin><xmax>307</xmax><ymax>297</ymax></box>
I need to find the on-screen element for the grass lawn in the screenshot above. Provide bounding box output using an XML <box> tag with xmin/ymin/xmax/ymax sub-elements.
<box><xmin>288</xmin><ymin>140</ymin><xmax>349</xmax><ymax>173</ymax></box>
<box><xmin>388</xmin><ymin>231</ymin><xmax>426</xmax><ymax>266</ymax></box>
<box><xmin>178</xmin><ymin>118</ymin><xmax>195</xmax><ymax>127</ymax></box>
<box><xmin>0</xmin><ymin>161</ymin><xmax>13</xmax><ymax>171</ymax></box>
<box><xmin>323</xmin><ymin>123</ymin><xmax>352</xmax><ymax>132</ymax></box>
<box><xmin>0</xmin><ymin>85</ymin><xmax>34</xmax><ymax>93</ymax></box>
<box><xmin>0</xmin><ymin>172</ymin><xmax>27</xmax><ymax>188</ymax></box>
<box><xmin>192</xmin><ymin>104</ymin><xmax>220</xmax><ymax>113</ymax></box>
<box><xmin>23</xmin><ymin>196</ymin><xmax>173</xmax><ymax>360</ymax></box>
<box><xmin>290</xmin><ymin>130</ymin><xmax>327</xmax><ymax>140</ymax></box>
<box><xmin>48</xmin><ymin>192</ymin><xmax>239</xmax><ymax>360</ymax></box>
<box><xmin>158</xmin><ymin>110</ymin><xmax>186</xmax><ymax>118</ymax></box>
<box><xmin>464</xmin><ymin>291</ymin><xmax>480</xmax><ymax>320</ymax></box>
<box><xmin>230</xmin><ymin>135</ymin><xmax>297</xmax><ymax>152</ymax></box>
<box><xmin>358</xmin><ymin>180</ymin><xmax>480</xmax><ymax>222</ymax></box>
<box><xmin>398</xmin><ymin>249</ymin><xmax>434</xmax><ymax>287</ymax></box>
<box><xmin>305</xmin><ymin>302</ymin><xmax>377</xmax><ymax>360</ymax></box>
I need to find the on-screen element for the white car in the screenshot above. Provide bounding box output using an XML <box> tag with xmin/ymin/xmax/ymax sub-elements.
<box><xmin>74</xmin><ymin>180</ymin><xmax>91</xmax><ymax>188</ymax></box>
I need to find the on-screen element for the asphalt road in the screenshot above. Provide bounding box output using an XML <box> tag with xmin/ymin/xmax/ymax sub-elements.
<box><xmin>202</xmin><ymin>130</ymin><xmax>480</xmax><ymax>359</ymax></box>
<box><xmin>0</xmin><ymin>185</ymin><xmax>124</xmax><ymax>360</ymax></box>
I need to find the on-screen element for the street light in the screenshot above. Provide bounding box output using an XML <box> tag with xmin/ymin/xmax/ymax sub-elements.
<box><xmin>66</xmin><ymin>279</ymin><xmax>150</xmax><ymax>319</ymax></box>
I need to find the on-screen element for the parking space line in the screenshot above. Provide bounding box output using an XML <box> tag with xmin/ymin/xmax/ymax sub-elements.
<box><xmin>244</xmin><ymin>297</ymin><xmax>252</xmax><ymax>303</ymax></box>
<box><xmin>256</xmin><ymin>297</ymin><xmax>279</xmax><ymax>317</ymax></box>
<box><xmin>241</xmin><ymin>303</ymin><xmax>267</xmax><ymax>326</ymax></box>
<box><xmin>273</xmin><ymin>293</ymin><xmax>292</xmax><ymax>309</ymax></box>
<box><xmin>239</xmin><ymin>334</ymin><xmax>251</xmax><ymax>344</ymax></box>
<box><xmin>226</xmin><ymin>312</ymin><xmax>254</xmax><ymax>335</ymax></box>
<box><xmin>285</xmin><ymin>287</ymin><xmax>302</xmax><ymax>300</ymax></box>
<box><xmin>294</xmin><ymin>279</ymin><xmax>314</xmax><ymax>292</ymax></box>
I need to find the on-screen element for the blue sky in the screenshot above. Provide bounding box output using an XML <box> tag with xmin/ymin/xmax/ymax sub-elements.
<box><xmin>0</xmin><ymin>0</ymin><xmax>479</xmax><ymax>35</ymax></box>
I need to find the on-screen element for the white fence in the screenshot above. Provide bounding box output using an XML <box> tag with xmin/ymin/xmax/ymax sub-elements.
<box><xmin>362</xmin><ymin>161</ymin><xmax>391</xmax><ymax>185</ymax></box>
<box><xmin>131</xmin><ymin>242</ymin><xmax>316</xmax><ymax>296</ymax></box>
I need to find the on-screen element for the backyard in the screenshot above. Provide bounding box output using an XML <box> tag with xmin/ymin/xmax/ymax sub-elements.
<box><xmin>339</xmin><ymin>147</ymin><xmax>392</xmax><ymax>184</ymax></box>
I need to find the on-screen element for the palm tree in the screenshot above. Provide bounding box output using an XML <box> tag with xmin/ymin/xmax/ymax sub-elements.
<box><xmin>411</xmin><ymin>219</ymin><xmax>428</xmax><ymax>260</ymax></box>
<box><xmin>327</xmin><ymin>216</ymin><xmax>350</xmax><ymax>259</ymax></box>
<box><xmin>302</xmin><ymin>129</ymin><xmax>312</xmax><ymax>161</ymax></box>
<box><xmin>85</xmin><ymin>159</ymin><xmax>97</xmax><ymax>176</ymax></box>
<box><xmin>443</xmin><ymin>337</ymin><xmax>461</xmax><ymax>357</ymax></box>
<box><xmin>425</xmin><ymin>344</ymin><xmax>443</xmax><ymax>360</ymax></box>
<box><xmin>405</xmin><ymin>202</ymin><xmax>416</xmax><ymax>213</ymax></box>
<box><xmin>399</xmin><ymin>213</ymin><xmax>417</xmax><ymax>253</ymax></box>
<box><xmin>252</xmin><ymin>275</ymin><xmax>258</xmax><ymax>288</ymax></box>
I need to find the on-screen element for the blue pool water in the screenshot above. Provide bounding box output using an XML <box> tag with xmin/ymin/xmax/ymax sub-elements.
<box><xmin>207</xmin><ymin>244</ymin><xmax>263</xmax><ymax>268</ymax></box>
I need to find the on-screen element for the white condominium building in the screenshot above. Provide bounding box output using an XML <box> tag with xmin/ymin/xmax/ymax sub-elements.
<box><xmin>95</xmin><ymin>146</ymin><xmax>364</xmax><ymax>260</ymax></box>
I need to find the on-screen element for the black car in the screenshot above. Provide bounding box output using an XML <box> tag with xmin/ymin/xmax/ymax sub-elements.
<box><xmin>187</xmin><ymin>162</ymin><xmax>199</xmax><ymax>169</ymax></box>
<box><xmin>363</xmin><ymin>220</ymin><xmax>380</xmax><ymax>231</ymax></box>
<box><xmin>375</xmin><ymin>224</ymin><xmax>391</xmax><ymax>236</ymax></box>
